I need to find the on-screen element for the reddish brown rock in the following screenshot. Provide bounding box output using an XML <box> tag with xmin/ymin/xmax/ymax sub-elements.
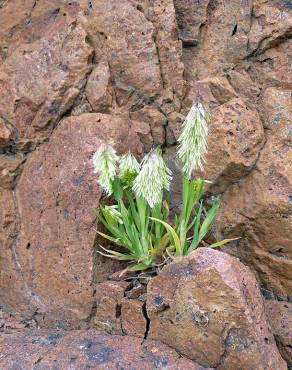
<box><xmin>0</xmin><ymin>117</ymin><xmax>14</xmax><ymax>148</ymax></box>
<box><xmin>81</xmin><ymin>0</ymin><xmax>162</xmax><ymax>107</ymax></box>
<box><xmin>85</xmin><ymin>60</ymin><xmax>113</xmax><ymax>113</ymax></box>
<box><xmin>173</xmin><ymin>0</ymin><xmax>209</xmax><ymax>47</ymax></box>
<box><xmin>0</xmin><ymin>113</ymin><xmax>142</xmax><ymax>328</ymax></box>
<box><xmin>147</xmin><ymin>248</ymin><xmax>286</xmax><ymax>369</ymax></box>
<box><xmin>131</xmin><ymin>106</ymin><xmax>167</xmax><ymax>146</ymax></box>
<box><xmin>190</xmin><ymin>0</ymin><xmax>252</xmax><ymax>78</ymax></box>
<box><xmin>226</xmin><ymin>70</ymin><xmax>261</xmax><ymax>103</ymax></box>
<box><xmin>121</xmin><ymin>298</ymin><xmax>147</xmax><ymax>338</ymax></box>
<box><xmin>0</xmin><ymin>153</ymin><xmax>25</xmax><ymax>189</ymax></box>
<box><xmin>215</xmin><ymin>122</ymin><xmax>292</xmax><ymax>298</ymax></box>
<box><xmin>132</xmin><ymin>119</ymin><xmax>153</xmax><ymax>152</ymax></box>
<box><xmin>94</xmin><ymin>281</ymin><xmax>129</xmax><ymax>335</ymax></box>
<box><xmin>0</xmin><ymin>0</ymin><xmax>81</xmax><ymax>62</ymax></box>
<box><xmin>262</xmin><ymin>87</ymin><xmax>292</xmax><ymax>130</ymax></box>
<box><xmin>0</xmin><ymin>21</ymin><xmax>93</xmax><ymax>147</ymax></box>
<box><xmin>248</xmin><ymin>39</ymin><xmax>292</xmax><ymax>89</ymax></box>
<box><xmin>248</xmin><ymin>2</ymin><xmax>292</xmax><ymax>55</ymax></box>
<box><xmin>142</xmin><ymin>0</ymin><xmax>185</xmax><ymax>98</ymax></box>
<box><xmin>0</xmin><ymin>188</ymin><xmax>29</xmax><ymax>314</ymax></box>
<box><xmin>0</xmin><ymin>329</ymin><xmax>206</xmax><ymax>370</ymax></box>
<box><xmin>265</xmin><ymin>300</ymin><xmax>292</xmax><ymax>366</ymax></box>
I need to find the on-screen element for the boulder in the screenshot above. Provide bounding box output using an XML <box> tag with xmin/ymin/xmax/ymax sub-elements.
<box><xmin>0</xmin><ymin>112</ymin><xmax>142</xmax><ymax>328</ymax></box>
<box><xmin>121</xmin><ymin>298</ymin><xmax>147</xmax><ymax>338</ymax></box>
<box><xmin>0</xmin><ymin>153</ymin><xmax>25</xmax><ymax>189</ymax></box>
<box><xmin>0</xmin><ymin>20</ymin><xmax>93</xmax><ymax>147</ymax></box>
<box><xmin>0</xmin><ymin>117</ymin><xmax>14</xmax><ymax>148</ymax></box>
<box><xmin>94</xmin><ymin>281</ymin><xmax>130</xmax><ymax>335</ymax></box>
<box><xmin>85</xmin><ymin>60</ymin><xmax>113</xmax><ymax>113</ymax></box>
<box><xmin>265</xmin><ymin>300</ymin><xmax>292</xmax><ymax>366</ymax></box>
<box><xmin>0</xmin><ymin>329</ymin><xmax>208</xmax><ymax>370</ymax></box>
<box><xmin>81</xmin><ymin>0</ymin><xmax>162</xmax><ymax>108</ymax></box>
<box><xmin>215</xmin><ymin>122</ymin><xmax>292</xmax><ymax>298</ymax></box>
<box><xmin>147</xmin><ymin>248</ymin><xmax>286</xmax><ymax>369</ymax></box>
<box><xmin>130</xmin><ymin>106</ymin><xmax>167</xmax><ymax>147</ymax></box>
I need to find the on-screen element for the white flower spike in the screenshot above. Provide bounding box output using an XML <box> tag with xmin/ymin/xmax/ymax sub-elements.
<box><xmin>178</xmin><ymin>102</ymin><xmax>209</xmax><ymax>179</ymax></box>
<box><xmin>92</xmin><ymin>143</ymin><xmax>119</xmax><ymax>196</ymax></box>
<box><xmin>119</xmin><ymin>152</ymin><xmax>140</xmax><ymax>186</ymax></box>
<box><xmin>133</xmin><ymin>148</ymin><xmax>172</xmax><ymax>208</ymax></box>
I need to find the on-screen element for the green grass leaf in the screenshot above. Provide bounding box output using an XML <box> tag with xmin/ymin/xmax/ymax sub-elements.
<box><xmin>150</xmin><ymin>217</ymin><xmax>182</xmax><ymax>256</ymax></box>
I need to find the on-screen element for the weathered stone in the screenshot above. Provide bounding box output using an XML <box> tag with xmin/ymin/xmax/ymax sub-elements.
<box><xmin>94</xmin><ymin>281</ymin><xmax>129</xmax><ymax>335</ymax></box>
<box><xmin>147</xmin><ymin>248</ymin><xmax>286</xmax><ymax>369</ymax></box>
<box><xmin>0</xmin><ymin>117</ymin><xmax>14</xmax><ymax>148</ymax></box>
<box><xmin>121</xmin><ymin>298</ymin><xmax>147</xmax><ymax>338</ymax></box>
<box><xmin>0</xmin><ymin>188</ymin><xmax>28</xmax><ymax>315</ymax></box>
<box><xmin>125</xmin><ymin>281</ymin><xmax>147</xmax><ymax>299</ymax></box>
<box><xmin>130</xmin><ymin>106</ymin><xmax>167</xmax><ymax>146</ymax></box>
<box><xmin>81</xmin><ymin>0</ymin><xmax>162</xmax><ymax>107</ymax></box>
<box><xmin>188</xmin><ymin>0</ymin><xmax>253</xmax><ymax>78</ymax></box>
<box><xmin>0</xmin><ymin>0</ymin><xmax>81</xmax><ymax>62</ymax></box>
<box><xmin>265</xmin><ymin>300</ymin><xmax>292</xmax><ymax>366</ymax></box>
<box><xmin>142</xmin><ymin>0</ymin><xmax>185</xmax><ymax>98</ymax></box>
<box><xmin>0</xmin><ymin>113</ymin><xmax>142</xmax><ymax>328</ymax></box>
<box><xmin>173</xmin><ymin>0</ymin><xmax>209</xmax><ymax>47</ymax></box>
<box><xmin>132</xmin><ymin>120</ymin><xmax>153</xmax><ymax>152</ymax></box>
<box><xmin>0</xmin><ymin>153</ymin><xmax>25</xmax><ymax>189</ymax></box>
<box><xmin>248</xmin><ymin>39</ymin><xmax>292</xmax><ymax>89</ymax></box>
<box><xmin>215</xmin><ymin>122</ymin><xmax>292</xmax><ymax>298</ymax></box>
<box><xmin>248</xmin><ymin>2</ymin><xmax>292</xmax><ymax>55</ymax></box>
<box><xmin>0</xmin><ymin>329</ymin><xmax>206</xmax><ymax>369</ymax></box>
<box><xmin>85</xmin><ymin>60</ymin><xmax>113</xmax><ymax>113</ymax></box>
<box><xmin>262</xmin><ymin>87</ymin><xmax>292</xmax><ymax>130</ymax></box>
<box><xmin>166</xmin><ymin>111</ymin><xmax>185</xmax><ymax>146</ymax></box>
<box><xmin>227</xmin><ymin>70</ymin><xmax>261</xmax><ymax>103</ymax></box>
<box><xmin>0</xmin><ymin>21</ymin><xmax>93</xmax><ymax>147</ymax></box>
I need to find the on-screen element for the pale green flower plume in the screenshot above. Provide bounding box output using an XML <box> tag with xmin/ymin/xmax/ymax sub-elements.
<box><xmin>133</xmin><ymin>148</ymin><xmax>172</xmax><ymax>208</ymax></box>
<box><xmin>119</xmin><ymin>152</ymin><xmax>140</xmax><ymax>186</ymax></box>
<box><xmin>178</xmin><ymin>102</ymin><xmax>209</xmax><ymax>179</ymax></box>
<box><xmin>102</xmin><ymin>205</ymin><xmax>123</xmax><ymax>225</ymax></box>
<box><xmin>93</xmin><ymin>144</ymin><xmax>119</xmax><ymax>196</ymax></box>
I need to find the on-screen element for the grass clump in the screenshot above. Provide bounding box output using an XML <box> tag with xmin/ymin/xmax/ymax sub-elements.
<box><xmin>93</xmin><ymin>102</ymin><xmax>236</xmax><ymax>271</ymax></box>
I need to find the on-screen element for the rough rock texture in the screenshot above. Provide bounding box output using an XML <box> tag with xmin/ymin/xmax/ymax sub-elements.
<box><xmin>0</xmin><ymin>113</ymin><xmax>143</xmax><ymax>328</ymax></box>
<box><xmin>0</xmin><ymin>329</ymin><xmax>212</xmax><ymax>370</ymax></box>
<box><xmin>85</xmin><ymin>60</ymin><xmax>113</xmax><ymax>112</ymax></box>
<box><xmin>147</xmin><ymin>248</ymin><xmax>286</xmax><ymax>370</ymax></box>
<box><xmin>215</xmin><ymin>123</ymin><xmax>292</xmax><ymax>298</ymax></box>
<box><xmin>265</xmin><ymin>300</ymin><xmax>292</xmax><ymax>366</ymax></box>
<box><xmin>0</xmin><ymin>18</ymin><xmax>93</xmax><ymax>147</ymax></box>
<box><xmin>0</xmin><ymin>0</ymin><xmax>291</xmax><ymax>348</ymax></box>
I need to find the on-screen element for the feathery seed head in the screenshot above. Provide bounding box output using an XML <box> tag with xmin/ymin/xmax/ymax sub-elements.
<box><xmin>177</xmin><ymin>102</ymin><xmax>209</xmax><ymax>179</ymax></box>
<box><xmin>103</xmin><ymin>205</ymin><xmax>123</xmax><ymax>225</ymax></box>
<box><xmin>92</xmin><ymin>143</ymin><xmax>119</xmax><ymax>196</ymax></box>
<box><xmin>119</xmin><ymin>152</ymin><xmax>140</xmax><ymax>186</ymax></box>
<box><xmin>133</xmin><ymin>148</ymin><xmax>172</xmax><ymax>208</ymax></box>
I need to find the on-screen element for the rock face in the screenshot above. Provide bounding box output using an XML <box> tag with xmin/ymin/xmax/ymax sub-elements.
<box><xmin>265</xmin><ymin>300</ymin><xmax>292</xmax><ymax>366</ymax></box>
<box><xmin>0</xmin><ymin>0</ymin><xmax>291</xmax><ymax>360</ymax></box>
<box><xmin>0</xmin><ymin>113</ymin><xmax>142</xmax><ymax>328</ymax></box>
<box><xmin>215</xmin><ymin>123</ymin><xmax>292</xmax><ymax>298</ymax></box>
<box><xmin>0</xmin><ymin>329</ymin><xmax>211</xmax><ymax>370</ymax></box>
<box><xmin>147</xmin><ymin>248</ymin><xmax>286</xmax><ymax>370</ymax></box>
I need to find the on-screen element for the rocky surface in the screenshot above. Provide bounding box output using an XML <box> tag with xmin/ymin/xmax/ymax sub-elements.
<box><xmin>0</xmin><ymin>113</ymin><xmax>143</xmax><ymax>328</ymax></box>
<box><xmin>147</xmin><ymin>248</ymin><xmax>286</xmax><ymax>370</ymax></box>
<box><xmin>0</xmin><ymin>329</ymin><xmax>212</xmax><ymax>370</ymax></box>
<box><xmin>265</xmin><ymin>300</ymin><xmax>292</xmax><ymax>366</ymax></box>
<box><xmin>215</xmin><ymin>122</ymin><xmax>292</xmax><ymax>298</ymax></box>
<box><xmin>0</xmin><ymin>0</ymin><xmax>291</xmax><ymax>365</ymax></box>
